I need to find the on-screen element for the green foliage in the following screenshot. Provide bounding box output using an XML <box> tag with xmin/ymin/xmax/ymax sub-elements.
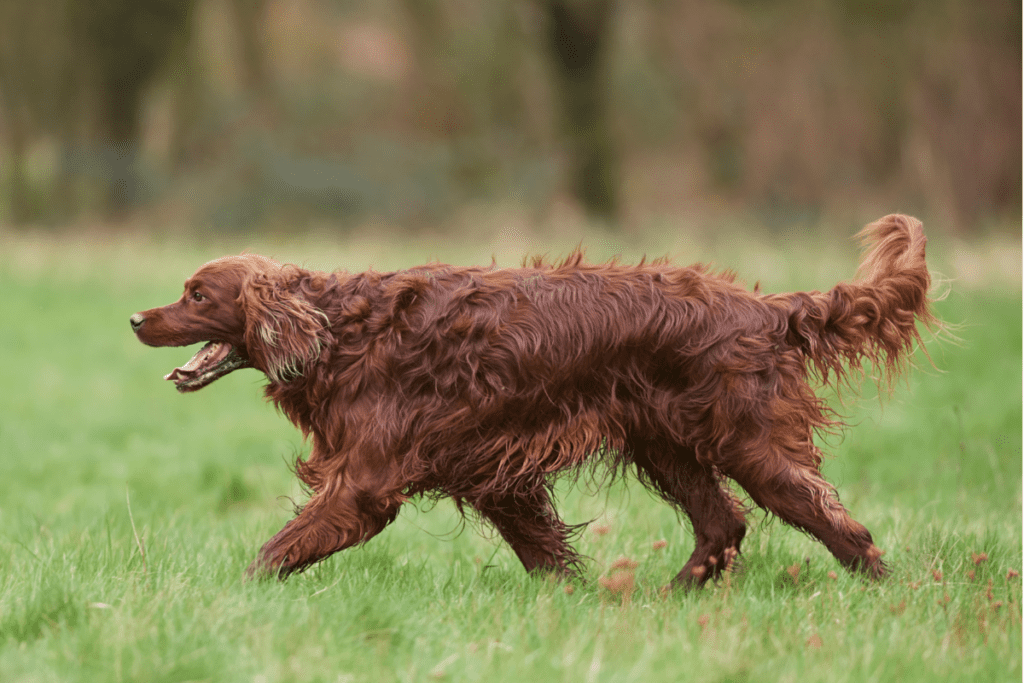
<box><xmin>0</xmin><ymin>230</ymin><xmax>1019</xmax><ymax>682</ymax></box>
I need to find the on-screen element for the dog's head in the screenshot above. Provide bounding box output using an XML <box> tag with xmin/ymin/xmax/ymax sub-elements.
<box><xmin>130</xmin><ymin>254</ymin><xmax>329</xmax><ymax>392</ymax></box>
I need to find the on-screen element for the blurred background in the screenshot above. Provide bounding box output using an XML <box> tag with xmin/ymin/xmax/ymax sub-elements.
<box><xmin>0</xmin><ymin>0</ymin><xmax>1019</xmax><ymax>236</ymax></box>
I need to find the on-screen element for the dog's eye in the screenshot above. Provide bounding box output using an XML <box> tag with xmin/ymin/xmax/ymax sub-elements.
<box><xmin>192</xmin><ymin>291</ymin><xmax>205</xmax><ymax>302</ymax></box>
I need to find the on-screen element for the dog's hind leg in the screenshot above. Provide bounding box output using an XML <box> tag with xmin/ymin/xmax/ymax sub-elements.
<box><xmin>632</xmin><ymin>441</ymin><xmax>747</xmax><ymax>588</ymax></box>
<box><xmin>719</xmin><ymin>439</ymin><xmax>887</xmax><ymax>579</ymax></box>
<box><xmin>472</xmin><ymin>486</ymin><xmax>585</xmax><ymax>581</ymax></box>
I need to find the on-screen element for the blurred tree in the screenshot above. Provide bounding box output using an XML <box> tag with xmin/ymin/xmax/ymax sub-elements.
<box><xmin>0</xmin><ymin>0</ymin><xmax>1017</xmax><ymax>230</ymax></box>
<box><xmin>0</xmin><ymin>0</ymin><xmax>75</xmax><ymax>222</ymax></box>
<box><xmin>398</xmin><ymin>0</ymin><xmax>457</xmax><ymax>133</ymax></box>
<box><xmin>164</xmin><ymin>11</ymin><xmax>205</xmax><ymax>174</ymax></box>
<box><xmin>0</xmin><ymin>4</ymin><xmax>36</xmax><ymax>223</ymax></box>
<box><xmin>68</xmin><ymin>0</ymin><xmax>197</xmax><ymax>216</ymax></box>
<box><xmin>227</xmin><ymin>0</ymin><xmax>272</xmax><ymax>99</ymax></box>
<box><xmin>541</xmin><ymin>0</ymin><xmax>619</xmax><ymax>222</ymax></box>
<box><xmin>0</xmin><ymin>0</ymin><xmax>198</xmax><ymax>222</ymax></box>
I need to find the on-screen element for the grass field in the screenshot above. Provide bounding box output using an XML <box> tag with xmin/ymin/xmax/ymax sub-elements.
<box><xmin>0</xmin><ymin>222</ymin><xmax>1020</xmax><ymax>682</ymax></box>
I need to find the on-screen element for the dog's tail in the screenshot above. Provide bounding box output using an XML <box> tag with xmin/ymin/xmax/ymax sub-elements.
<box><xmin>784</xmin><ymin>214</ymin><xmax>936</xmax><ymax>389</ymax></box>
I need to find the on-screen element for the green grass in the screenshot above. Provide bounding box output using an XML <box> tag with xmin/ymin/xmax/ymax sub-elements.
<box><xmin>0</xmin><ymin>226</ymin><xmax>1019</xmax><ymax>682</ymax></box>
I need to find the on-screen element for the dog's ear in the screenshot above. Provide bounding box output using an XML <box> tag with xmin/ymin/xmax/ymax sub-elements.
<box><xmin>239</xmin><ymin>271</ymin><xmax>330</xmax><ymax>383</ymax></box>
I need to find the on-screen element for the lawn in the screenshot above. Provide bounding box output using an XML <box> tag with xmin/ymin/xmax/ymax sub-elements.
<box><xmin>0</xmin><ymin>222</ymin><xmax>1019</xmax><ymax>682</ymax></box>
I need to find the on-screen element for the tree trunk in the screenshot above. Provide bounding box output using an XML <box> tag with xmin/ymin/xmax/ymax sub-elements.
<box><xmin>542</xmin><ymin>0</ymin><xmax>619</xmax><ymax>223</ymax></box>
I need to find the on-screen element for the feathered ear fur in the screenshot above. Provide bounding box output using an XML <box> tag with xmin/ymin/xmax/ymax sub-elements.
<box><xmin>240</xmin><ymin>270</ymin><xmax>330</xmax><ymax>384</ymax></box>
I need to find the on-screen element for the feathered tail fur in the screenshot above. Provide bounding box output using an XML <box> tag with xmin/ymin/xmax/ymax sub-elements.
<box><xmin>784</xmin><ymin>213</ymin><xmax>936</xmax><ymax>389</ymax></box>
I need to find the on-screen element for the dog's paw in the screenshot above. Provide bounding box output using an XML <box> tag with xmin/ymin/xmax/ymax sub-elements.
<box><xmin>244</xmin><ymin>547</ymin><xmax>293</xmax><ymax>581</ymax></box>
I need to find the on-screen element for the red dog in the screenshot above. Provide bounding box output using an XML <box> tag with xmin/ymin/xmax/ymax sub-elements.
<box><xmin>130</xmin><ymin>215</ymin><xmax>933</xmax><ymax>586</ymax></box>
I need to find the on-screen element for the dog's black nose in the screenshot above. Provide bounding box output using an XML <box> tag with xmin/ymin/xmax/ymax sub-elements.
<box><xmin>130</xmin><ymin>313</ymin><xmax>146</xmax><ymax>332</ymax></box>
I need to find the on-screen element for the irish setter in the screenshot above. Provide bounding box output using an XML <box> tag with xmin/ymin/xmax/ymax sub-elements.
<box><xmin>130</xmin><ymin>214</ymin><xmax>934</xmax><ymax>587</ymax></box>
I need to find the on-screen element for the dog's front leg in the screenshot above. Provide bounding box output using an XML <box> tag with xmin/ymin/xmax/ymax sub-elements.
<box><xmin>246</xmin><ymin>461</ymin><xmax>405</xmax><ymax>579</ymax></box>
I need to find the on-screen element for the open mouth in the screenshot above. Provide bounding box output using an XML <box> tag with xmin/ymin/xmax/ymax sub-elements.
<box><xmin>164</xmin><ymin>341</ymin><xmax>251</xmax><ymax>393</ymax></box>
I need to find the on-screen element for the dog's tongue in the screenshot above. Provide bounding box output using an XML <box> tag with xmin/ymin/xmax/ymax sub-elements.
<box><xmin>165</xmin><ymin>341</ymin><xmax>232</xmax><ymax>382</ymax></box>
